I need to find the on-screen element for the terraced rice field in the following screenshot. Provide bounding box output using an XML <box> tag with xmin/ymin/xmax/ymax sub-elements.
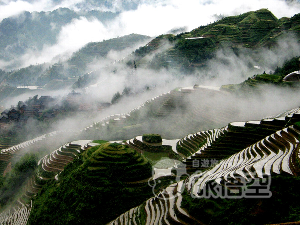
<box><xmin>2</xmin><ymin>90</ymin><xmax>300</xmax><ymax>224</ymax></box>
<box><xmin>109</xmin><ymin>107</ymin><xmax>300</xmax><ymax>224</ymax></box>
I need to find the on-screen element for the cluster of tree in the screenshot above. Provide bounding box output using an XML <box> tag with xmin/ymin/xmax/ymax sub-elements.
<box><xmin>0</xmin><ymin>153</ymin><xmax>38</xmax><ymax>208</ymax></box>
<box><xmin>273</xmin><ymin>56</ymin><xmax>300</xmax><ymax>76</ymax></box>
<box><xmin>111</xmin><ymin>87</ymin><xmax>132</xmax><ymax>104</ymax></box>
<box><xmin>142</xmin><ymin>134</ymin><xmax>162</xmax><ymax>144</ymax></box>
<box><xmin>72</xmin><ymin>72</ymin><xmax>99</xmax><ymax>89</ymax></box>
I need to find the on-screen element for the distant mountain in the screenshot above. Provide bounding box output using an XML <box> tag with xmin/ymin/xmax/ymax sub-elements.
<box><xmin>0</xmin><ymin>33</ymin><xmax>150</xmax><ymax>106</ymax></box>
<box><xmin>6</xmin><ymin>0</ymin><xmax>142</xmax><ymax>12</ymax></box>
<box><xmin>70</xmin><ymin>0</ymin><xmax>141</xmax><ymax>12</ymax></box>
<box><xmin>68</xmin><ymin>33</ymin><xmax>151</xmax><ymax>73</ymax></box>
<box><xmin>1</xmin><ymin>34</ymin><xmax>150</xmax><ymax>88</ymax></box>
<box><xmin>1</xmin><ymin>8</ymin><xmax>300</xmax><ymax>105</ymax></box>
<box><xmin>0</xmin><ymin>7</ymin><xmax>119</xmax><ymax>68</ymax></box>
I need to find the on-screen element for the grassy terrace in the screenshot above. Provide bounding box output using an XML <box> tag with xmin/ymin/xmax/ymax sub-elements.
<box><xmin>189</xmin><ymin>8</ymin><xmax>279</xmax><ymax>46</ymax></box>
<box><xmin>28</xmin><ymin>142</ymin><xmax>154</xmax><ymax>225</ymax></box>
<box><xmin>179</xmin><ymin>105</ymin><xmax>300</xmax><ymax>174</ymax></box>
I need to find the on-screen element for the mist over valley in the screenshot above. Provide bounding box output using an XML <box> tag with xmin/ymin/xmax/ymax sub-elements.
<box><xmin>1</xmin><ymin>1</ymin><xmax>300</xmax><ymax>224</ymax></box>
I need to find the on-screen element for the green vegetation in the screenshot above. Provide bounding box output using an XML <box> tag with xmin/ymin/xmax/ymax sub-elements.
<box><xmin>274</xmin><ymin>56</ymin><xmax>300</xmax><ymax>76</ymax></box>
<box><xmin>6</xmin><ymin>64</ymin><xmax>46</xmax><ymax>86</ymax></box>
<box><xmin>221</xmin><ymin>56</ymin><xmax>300</xmax><ymax>94</ymax></box>
<box><xmin>2</xmin><ymin>8</ymin><xmax>300</xmax><ymax>224</ymax></box>
<box><xmin>13</xmin><ymin>154</ymin><xmax>38</xmax><ymax>173</ymax></box>
<box><xmin>142</xmin><ymin>134</ymin><xmax>162</xmax><ymax>144</ymax></box>
<box><xmin>0</xmin><ymin>153</ymin><xmax>38</xmax><ymax>208</ymax></box>
<box><xmin>69</xmin><ymin>34</ymin><xmax>150</xmax><ymax>73</ymax></box>
<box><xmin>110</xmin><ymin>87</ymin><xmax>134</xmax><ymax>104</ymax></box>
<box><xmin>182</xmin><ymin>174</ymin><xmax>300</xmax><ymax>224</ymax></box>
<box><xmin>134</xmin><ymin>34</ymin><xmax>174</xmax><ymax>59</ymax></box>
<box><xmin>92</xmin><ymin>140</ymin><xmax>108</xmax><ymax>144</ymax></box>
<box><xmin>72</xmin><ymin>72</ymin><xmax>98</xmax><ymax>89</ymax></box>
<box><xmin>82</xmin><ymin>142</ymin><xmax>152</xmax><ymax>182</ymax></box>
<box><xmin>254</xmin><ymin>74</ymin><xmax>282</xmax><ymax>83</ymax></box>
<box><xmin>142</xmin><ymin>152</ymin><xmax>171</xmax><ymax>165</ymax></box>
<box><xmin>132</xmin><ymin>9</ymin><xmax>300</xmax><ymax>71</ymax></box>
<box><xmin>111</xmin><ymin>91</ymin><xmax>122</xmax><ymax>104</ymax></box>
<box><xmin>28</xmin><ymin>143</ymin><xmax>153</xmax><ymax>225</ymax></box>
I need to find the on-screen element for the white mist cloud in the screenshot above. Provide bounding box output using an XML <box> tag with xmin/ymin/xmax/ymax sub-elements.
<box><xmin>0</xmin><ymin>0</ymin><xmax>86</xmax><ymax>21</ymax></box>
<box><xmin>114</xmin><ymin>0</ymin><xmax>300</xmax><ymax>36</ymax></box>
<box><xmin>199</xmin><ymin>34</ymin><xmax>300</xmax><ymax>87</ymax></box>
<box><xmin>19</xmin><ymin>17</ymin><xmax>113</xmax><ymax>66</ymax></box>
<box><xmin>1</xmin><ymin>0</ymin><xmax>300</xmax><ymax>24</ymax></box>
<box><xmin>0</xmin><ymin>0</ymin><xmax>51</xmax><ymax>21</ymax></box>
<box><xmin>1</xmin><ymin>0</ymin><xmax>300</xmax><ymax>69</ymax></box>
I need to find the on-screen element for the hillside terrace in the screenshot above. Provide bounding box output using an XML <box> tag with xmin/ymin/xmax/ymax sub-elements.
<box><xmin>188</xmin><ymin>125</ymin><xmax>300</xmax><ymax>197</ymax></box>
<box><xmin>110</xmin><ymin>122</ymin><xmax>300</xmax><ymax>224</ymax></box>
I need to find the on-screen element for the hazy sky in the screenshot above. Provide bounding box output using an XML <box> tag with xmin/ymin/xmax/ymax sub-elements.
<box><xmin>1</xmin><ymin>0</ymin><xmax>300</xmax><ymax>35</ymax></box>
<box><xmin>1</xmin><ymin>0</ymin><xmax>300</xmax><ymax>68</ymax></box>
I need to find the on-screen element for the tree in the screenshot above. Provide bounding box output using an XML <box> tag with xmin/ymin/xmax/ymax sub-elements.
<box><xmin>122</xmin><ymin>87</ymin><xmax>131</xmax><ymax>96</ymax></box>
<box><xmin>111</xmin><ymin>92</ymin><xmax>121</xmax><ymax>104</ymax></box>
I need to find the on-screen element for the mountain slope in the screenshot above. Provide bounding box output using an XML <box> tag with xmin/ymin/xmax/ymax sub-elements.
<box><xmin>109</xmin><ymin>111</ymin><xmax>300</xmax><ymax>225</ymax></box>
<box><xmin>1</xmin><ymin>85</ymin><xmax>300</xmax><ymax>224</ymax></box>
<box><xmin>131</xmin><ymin>9</ymin><xmax>300</xmax><ymax>71</ymax></box>
<box><xmin>0</xmin><ymin>33</ymin><xmax>150</xmax><ymax>88</ymax></box>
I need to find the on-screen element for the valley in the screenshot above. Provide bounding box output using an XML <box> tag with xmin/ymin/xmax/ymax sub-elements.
<box><xmin>0</xmin><ymin>5</ymin><xmax>300</xmax><ymax>225</ymax></box>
